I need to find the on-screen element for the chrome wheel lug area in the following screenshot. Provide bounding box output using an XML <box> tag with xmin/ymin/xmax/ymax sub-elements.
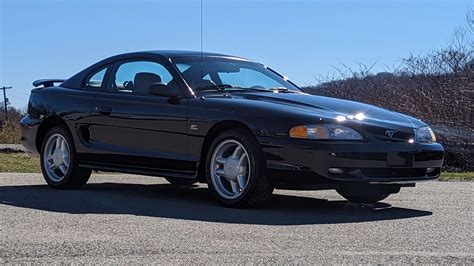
<box><xmin>223</xmin><ymin>157</ymin><xmax>240</xmax><ymax>181</ymax></box>
<box><xmin>51</xmin><ymin>150</ymin><xmax>63</xmax><ymax>167</ymax></box>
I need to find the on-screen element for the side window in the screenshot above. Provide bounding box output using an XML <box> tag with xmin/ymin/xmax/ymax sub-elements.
<box><xmin>175</xmin><ymin>63</ymin><xmax>191</xmax><ymax>73</ymax></box>
<box><xmin>85</xmin><ymin>68</ymin><xmax>107</xmax><ymax>89</ymax></box>
<box><xmin>111</xmin><ymin>61</ymin><xmax>174</xmax><ymax>95</ymax></box>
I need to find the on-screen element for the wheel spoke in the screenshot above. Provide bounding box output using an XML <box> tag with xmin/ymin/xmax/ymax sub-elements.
<box><xmin>232</xmin><ymin>145</ymin><xmax>242</xmax><ymax>157</ymax></box>
<box><xmin>215</xmin><ymin>156</ymin><xmax>227</xmax><ymax>165</ymax></box>
<box><xmin>230</xmin><ymin>181</ymin><xmax>238</xmax><ymax>193</ymax></box>
<box><xmin>48</xmin><ymin>147</ymin><xmax>55</xmax><ymax>156</ymax></box>
<box><xmin>60</xmin><ymin>139</ymin><xmax>67</xmax><ymax>152</ymax></box>
<box><xmin>215</xmin><ymin>168</ymin><xmax>226</xmax><ymax>178</ymax></box>
<box><xmin>239</xmin><ymin>167</ymin><xmax>246</xmax><ymax>176</ymax></box>
<box><xmin>238</xmin><ymin>153</ymin><xmax>248</xmax><ymax>166</ymax></box>
<box><xmin>63</xmin><ymin>156</ymin><xmax>70</xmax><ymax>167</ymax></box>
<box><xmin>236</xmin><ymin>174</ymin><xmax>246</xmax><ymax>189</ymax></box>
<box><xmin>58</xmin><ymin>165</ymin><xmax>67</xmax><ymax>175</ymax></box>
<box><xmin>55</xmin><ymin>137</ymin><xmax>61</xmax><ymax>151</ymax></box>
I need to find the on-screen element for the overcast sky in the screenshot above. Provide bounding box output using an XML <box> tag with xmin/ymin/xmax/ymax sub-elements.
<box><xmin>1</xmin><ymin>0</ymin><xmax>471</xmax><ymax>108</ymax></box>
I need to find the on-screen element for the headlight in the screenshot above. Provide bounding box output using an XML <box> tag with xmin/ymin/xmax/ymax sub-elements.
<box><xmin>289</xmin><ymin>124</ymin><xmax>363</xmax><ymax>140</ymax></box>
<box><xmin>416</xmin><ymin>126</ymin><xmax>436</xmax><ymax>143</ymax></box>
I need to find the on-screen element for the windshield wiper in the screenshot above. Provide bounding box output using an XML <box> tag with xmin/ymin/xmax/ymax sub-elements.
<box><xmin>239</xmin><ymin>87</ymin><xmax>297</xmax><ymax>93</ymax></box>
<box><xmin>195</xmin><ymin>84</ymin><xmax>298</xmax><ymax>93</ymax></box>
<box><xmin>195</xmin><ymin>83</ymin><xmax>240</xmax><ymax>91</ymax></box>
<box><xmin>269</xmin><ymin>87</ymin><xmax>290</xmax><ymax>93</ymax></box>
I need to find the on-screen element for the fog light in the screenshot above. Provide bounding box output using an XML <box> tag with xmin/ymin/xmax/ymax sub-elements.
<box><xmin>426</xmin><ymin>167</ymin><xmax>436</xmax><ymax>173</ymax></box>
<box><xmin>329</xmin><ymin>168</ymin><xmax>344</xmax><ymax>174</ymax></box>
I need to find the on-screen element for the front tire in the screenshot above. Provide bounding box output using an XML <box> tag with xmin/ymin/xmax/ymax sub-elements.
<box><xmin>205</xmin><ymin>129</ymin><xmax>274</xmax><ymax>208</ymax></box>
<box><xmin>40</xmin><ymin>126</ymin><xmax>91</xmax><ymax>189</ymax></box>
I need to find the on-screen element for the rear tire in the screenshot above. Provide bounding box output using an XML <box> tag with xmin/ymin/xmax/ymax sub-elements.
<box><xmin>165</xmin><ymin>177</ymin><xmax>198</xmax><ymax>186</ymax></box>
<box><xmin>205</xmin><ymin>129</ymin><xmax>274</xmax><ymax>208</ymax></box>
<box><xmin>40</xmin><ymin>126</ymin><xmax>91</xmax><ymax>189</ymax></box>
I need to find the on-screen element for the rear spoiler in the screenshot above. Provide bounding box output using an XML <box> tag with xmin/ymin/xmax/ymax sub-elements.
<box><xmin>32</xmin><ymin>79</ymin><xmax>66</xmax><ymax>88</ymax></box>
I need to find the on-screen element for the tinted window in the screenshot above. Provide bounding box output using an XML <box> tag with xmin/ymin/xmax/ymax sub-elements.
<box><xmin>218</xmin><ymin>68</ymin><xmax>283</xmax><ymax>89</ymax></box>
<box><xmin>85</xmin><ymin>68</ymin><xmax>107</xmax><ymax>88</ymax></box>
<box><xmin>176</xmin><ymin>63</ymin><xmax>191</xmax><ymax>73</ymax></box>
<box><xmin>111</xmin><ymin>61</ymin><xmax>174</xmax><ymax>95</ymax></box>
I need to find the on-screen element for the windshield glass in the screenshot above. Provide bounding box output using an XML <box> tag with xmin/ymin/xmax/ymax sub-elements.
<box><xmin>171</xmin><ymin>57</ymin><xmax>301</xmax><ymax>93</ymax></box>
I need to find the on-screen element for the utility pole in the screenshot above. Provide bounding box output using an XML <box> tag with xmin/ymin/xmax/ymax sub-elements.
<box><xmin>1</xmin><ymin>86</ymin><xmax>13</xmax><ymax>122</ymax></box>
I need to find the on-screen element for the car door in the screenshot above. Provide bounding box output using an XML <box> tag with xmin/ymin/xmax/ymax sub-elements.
<box><xmin>86</xmin><ymin>58</ymin><xmax>192</xmax><ymax>173</ymax></box>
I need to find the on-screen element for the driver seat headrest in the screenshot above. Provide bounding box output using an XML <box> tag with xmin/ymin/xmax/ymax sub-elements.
<box><xmin>133</xmin><ymin>72</ymin><xmax>162</xmax><ymax>94</ymax></box>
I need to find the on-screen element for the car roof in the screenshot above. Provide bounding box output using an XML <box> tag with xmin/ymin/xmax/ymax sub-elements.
<box><xmin>122</xmin><ymin>50</ymin><xmax>250</xmax><ymax>61</ymax></box>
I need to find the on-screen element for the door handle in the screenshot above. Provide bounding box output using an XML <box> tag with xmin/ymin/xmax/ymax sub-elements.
<box><xmin>98</xmin><ymin>106</ymin><xmax>112</xmax><ymax>115</ymax></box>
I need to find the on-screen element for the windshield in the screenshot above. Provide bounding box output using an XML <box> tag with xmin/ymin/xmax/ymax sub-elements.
<box><xmin>171</xmin><ymin>57</ymin><xmax>301</xmax><ymax>93</ymax></box>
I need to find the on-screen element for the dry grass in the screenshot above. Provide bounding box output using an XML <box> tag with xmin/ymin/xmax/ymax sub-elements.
<box><xmin>0</xmin><ymin>120</ymin><xmax>21</xmax><ymax>144</ymax></box>
<box><xmin>0</xmin><ymin>152</ymin><xmax>40</xmax><ymax>173</ymax></box>
<box><xmin>439</xmin><ymin>171</ymin><xmax>474</xmax><ymax>181</ymax></box>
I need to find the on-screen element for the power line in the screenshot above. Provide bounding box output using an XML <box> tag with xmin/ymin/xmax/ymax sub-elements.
<box><xmin>1</xmin><ymin>86</ymin><xmax>13</xmax><ymax>121</ymax></box>
<box><xmin>11</xmin><ymin>90</ymin><xmax>30</xmax><ymax>97</ymax></box>
<box><xmin>8</xmin><ymin>93</ymin><xmax>28</xmax><ymax>102</ymax></box>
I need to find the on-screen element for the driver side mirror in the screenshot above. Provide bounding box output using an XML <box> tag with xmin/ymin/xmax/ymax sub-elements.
<box><xmin>148</xmin><ymin>83</ymin><xmax>179</xmax><ymax>98</ymax></box>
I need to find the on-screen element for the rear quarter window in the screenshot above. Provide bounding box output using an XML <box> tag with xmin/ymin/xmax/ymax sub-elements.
<box><xmin>85</xmin><ymin>68</ymin><xmax>107</xmax><ymax>89</ymax></box>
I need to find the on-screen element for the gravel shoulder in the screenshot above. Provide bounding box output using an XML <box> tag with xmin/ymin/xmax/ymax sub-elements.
<box><xmin>0</xmin><ymin>173</ymin><xmax>473</xmax><ymax>264</ymax></box>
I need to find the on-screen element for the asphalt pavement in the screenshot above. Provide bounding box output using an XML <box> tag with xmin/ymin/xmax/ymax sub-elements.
<box><xmin>1</xmin><ymin>173</ymin><xmax>472</xmax><ymax>264</ymax></box>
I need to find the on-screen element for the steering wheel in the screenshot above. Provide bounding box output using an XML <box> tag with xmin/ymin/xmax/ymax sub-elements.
<box><xmin>250</xmin><ymin>85</ymin><xmax>265</xmax><ymax>90</ymax></box>
<box><xmin>123</xmin><ymin>80</ymin><xmax>134</xmax><ymax>89</ymax></box>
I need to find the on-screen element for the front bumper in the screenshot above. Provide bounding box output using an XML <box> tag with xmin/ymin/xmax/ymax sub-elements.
<box><xmin>259</xmin><ymin>136</ymin><xmax>444</xmax><ymax>185</ymax></box>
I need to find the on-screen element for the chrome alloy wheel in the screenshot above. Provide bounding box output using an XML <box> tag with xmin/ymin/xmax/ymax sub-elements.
<box><xmin>210</xmin><ymin>139</ymin><xmax>251</xmax><ymax>200</ymax></box>
<box><xmin>43</xmin><ymin>133</ymin><xmax>71</xmax><ymax>182</ymax></box>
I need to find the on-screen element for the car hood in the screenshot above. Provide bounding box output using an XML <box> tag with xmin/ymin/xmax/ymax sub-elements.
<box><xmin>233</xmin><ymin>92</ymin><xmax>425</xmax><ymax>129</ymax></box>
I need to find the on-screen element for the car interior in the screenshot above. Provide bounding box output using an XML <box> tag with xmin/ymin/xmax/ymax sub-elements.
<box><xmin>116</xmin><ymin>72</ymin><xmax>164</xmax><ymax>94</ymax></box>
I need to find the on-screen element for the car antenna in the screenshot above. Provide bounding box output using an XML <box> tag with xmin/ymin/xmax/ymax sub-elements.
<box><xmin>200</xmin><ymin>0</ymin><xmax>203</xmax><ymax>92</ymax></box>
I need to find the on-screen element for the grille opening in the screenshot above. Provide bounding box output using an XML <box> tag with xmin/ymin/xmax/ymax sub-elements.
<box><xmin>365</xmin><ymin>127</ymin><xmax>414</xmax><ymax>142</ymax></box>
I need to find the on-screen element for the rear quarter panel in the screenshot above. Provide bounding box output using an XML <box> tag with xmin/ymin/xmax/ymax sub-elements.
<box><xmin>26</xmin><ymin>86</ymin><xmax>98</xmax><ymax>153</ymax></box>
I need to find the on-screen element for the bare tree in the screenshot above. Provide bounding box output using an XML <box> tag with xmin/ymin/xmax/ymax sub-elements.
<box><xmin>304</xmin><ymin>10</ymin><xmax>474</xmax><ymax>171</ymax></box>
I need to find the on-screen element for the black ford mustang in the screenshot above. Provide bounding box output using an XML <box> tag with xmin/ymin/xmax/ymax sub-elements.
<box><xmin>21</xmin><ymin>50</ymin><xmax>444</xmax><ymax>208</ymax></box>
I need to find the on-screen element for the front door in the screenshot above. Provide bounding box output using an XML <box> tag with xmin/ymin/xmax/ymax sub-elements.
<box><xmin>87</xmin><ymin>59</ymin><xmax>192</xmax><ymax>173</ymax></box>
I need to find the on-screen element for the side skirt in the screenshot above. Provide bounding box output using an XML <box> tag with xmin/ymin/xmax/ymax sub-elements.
<box><xmin>79</xmin><ymin>162</ymin><xmax>198</xmax><ymax>180</ymax></box>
